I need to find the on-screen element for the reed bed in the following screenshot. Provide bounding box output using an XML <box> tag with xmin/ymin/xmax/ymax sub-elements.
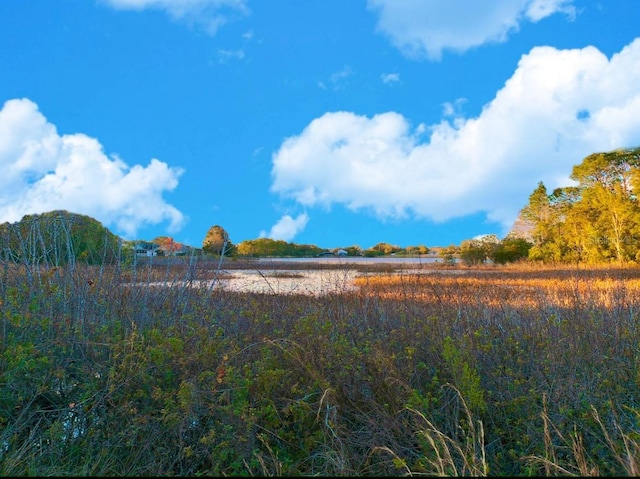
<box><xmin>355</xmin><ymin>265</ymin><xmax>640</xmax><ymax>309</ymax></box>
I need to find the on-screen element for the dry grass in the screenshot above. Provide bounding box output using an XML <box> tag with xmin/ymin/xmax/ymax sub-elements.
<box><xmin>354</xmin><ymin>264</ymin><xmax>640</xmax><ymax>309</ymax></box>
<box><xmin>3</xmin><ymin>246</ymin><xmax>640</xmax><ymax>476</ymax></box>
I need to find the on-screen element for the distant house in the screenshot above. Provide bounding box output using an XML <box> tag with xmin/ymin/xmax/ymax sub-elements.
<box><xmin>134</xmin><ymin>242</ymin><xmax>158</xmax><ymax>257</ymax></box>
<box><xmin>316</xmin><ymin>249</ymin><xmax>348</xmax><ymax>257</ymax></box>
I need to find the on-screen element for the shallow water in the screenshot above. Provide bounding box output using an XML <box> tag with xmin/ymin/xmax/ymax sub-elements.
<box><xmin>254</xmin><ymin>256</ymin><xmax>448</xmax><ymax>265</ymax></box>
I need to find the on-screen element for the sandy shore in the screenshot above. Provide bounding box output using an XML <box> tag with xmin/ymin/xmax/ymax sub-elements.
<box><xmin>130</xmin><ymin>269</ymin><xmax>361</xmax><ymax>296</ymax></box>
<box><xmin>212</xmin><ymin>269</ymin><xmax>360</xmax><ymax>295</ymax></box>
<box><xmin>127</xmin><ymin>264</ymin><xmax>475</xmax><ymax>296</ymax></box>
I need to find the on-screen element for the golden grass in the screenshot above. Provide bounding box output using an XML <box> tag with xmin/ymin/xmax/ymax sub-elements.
<box><xmin>353</xmin><ymin>264</ymin><xmax>640</xmax><ymax>309</ymax></box>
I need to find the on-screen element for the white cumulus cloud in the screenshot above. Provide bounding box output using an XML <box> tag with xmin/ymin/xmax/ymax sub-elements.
<box><xmin>261</xmin><ymin>213</ymin><xmax>309</xmax><ymax>242</ymax></box>
<box><xmin>0</xmin><ymin>98</ymin><xmax>186</xmax><ymax>239</ymax></box>
<box><xmin>367</xmin><ymin>0</ymin><xmax>576</xmax><ymax>60</ymax></box>
<box><xmin>271</xmin><ymin>39</ymin><xmax>640</xmax><ymax>235</ymax></box>
<box><xmin>100</xmin><ymin>0</ymin><xmax>250</xmax><ymax>34</ymax></box>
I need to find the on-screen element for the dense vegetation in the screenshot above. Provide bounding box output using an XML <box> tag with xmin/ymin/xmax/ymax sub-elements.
<box><xmin>434</xmin><ymin>146</ymin><xmax>640</xmax><ymax>267</ymax></box>
<box><xmin>234</xmin><ymin>238</ymin><xmax>431</xmax><ymax>258</ymax></box>
<box><xmin>521</xmin><ymin>146</ymin><xmax>640</xmax><ymax>263</ymax></box>
<box><xmin>203</xmin><ymin>224</ymin><xmax>235</xmax><ymax>256</ymax></box>
<box><xmin>235</xmin><ymin>237</ymin><xmax>326</xmax><ymax>257</ymax></box>
<box><xmin>2</xmin><ymin>218</ymin><xmax>640</xmax><ymax>476</ymax></box>
<box><xmin>0</xmin><ymin>210</ymin><xmax>121</xmax><ymax>266</ymax></box>
<box><xmin>2</xmin><ymin>146</ymin><xmax>640</xmax><ymax>476</ymax></box>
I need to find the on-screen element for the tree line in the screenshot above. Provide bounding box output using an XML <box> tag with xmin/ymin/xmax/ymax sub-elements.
<box><xmin>3</xmin><ymin>145</ymin><xmax>638</xmax><ymax>267</ymax></box>
<box><xmin>427</xmin><ymin>146</ymin><xmax>640</xmax><ymax>265</ymax></box>
<box><xmin>202</xmin><ymin>224</ymin><xmax>432</xmax><ymax>258</ymax></box>
<box><xmin>521</xmin><ymin>146</ymin><xmax>640</xmax><ymax>263</ymax></box>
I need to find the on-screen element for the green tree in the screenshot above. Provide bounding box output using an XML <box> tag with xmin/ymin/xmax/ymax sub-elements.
<box><xmin>438</xmin><ymin>244</ymin><xmax>460</xmax><ymax>264</ymax></box>
<box><xmin>343</xmin><ymin>245</ymin><xmax>363</xmax><ymax>256</ymax></box>
<box><xmin>459</xmin><ymin>235</ymin><xmax>499</xmax><ymax>266</ymax></box>
<box><xmin>491</xmin><ymin>237</ymin><xmax>532</xmax><ymax>264</ymax></box>
<box><xmin>522</xmin><ymin>183</ymin><xmax>577</xmax><ymax>263</ymax></box>
<box><xmin>203</xmin><ymin>225</ymin><xmax>233</xmax><ymax>256</ymax></box>
<box><xmin>522</xmin><ymin>147</ymin><xmax>640</xmax><ymax>263</ymax></box>
<box><xmin>459</xmin><ymin>239</ymin><xmax>486</xmax><ymax>266</ymax></box>
<box><xmin>522</xmin><ymin>182</ymin><xmax>554</xmax><ymax>246</ymax></box>
<box><xmin>0</xmin><ymin>210</ymin><xmax>120</xmax><ymax>266</ymax></box>
<box><xmin>569</xmin><ymin>148</ymin><xmax>640</xmax><ymax>263</ymax></box>
<box><xmin>236</xmin><ymin>238</ymin><xmax>306</xmax><ymax>257</ymax></box>
<box><xmin>404</xmin><ymin>244</ymin><xmax>430</xmax><ymax>255</ymax></box>
<box><xmin>571</xmin><ymin>149</ymin><xmax>640</xmax><ymax>191</ymax></box>
<box><xmin>368</xmin><ymin>242</ymin><xmax>401</xmax><ymax>255</ymax></box>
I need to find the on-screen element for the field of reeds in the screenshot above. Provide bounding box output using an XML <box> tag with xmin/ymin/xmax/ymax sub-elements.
<box><xmin>2</xmin><ymin>246</ymin><xmax>640</xmax><ymax>476</ymax></box>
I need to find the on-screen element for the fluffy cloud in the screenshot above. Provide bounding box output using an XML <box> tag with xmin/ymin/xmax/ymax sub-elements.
<box><xmin>261</xmin><ymin>213</ymin><xmax>309</xmax><ymax>242</ymax></box>
<box><xmin>101</xmin><ymin>0</ymin><xmax>249</xmax><ymax>34</ymax></box>
<box><xmin>367</xmin><ymin>0</ymin><xmax>576</xmax><ymax>60</ymax></box>
<box><xmin>271</xmin><ymin>39</ymin><xmax>640</xmax><ymax>234</ymax></box>
<box><xmin>0</xmin><ymin>98</ymin><xmax>185</xmax><ymax>238</ymax></box>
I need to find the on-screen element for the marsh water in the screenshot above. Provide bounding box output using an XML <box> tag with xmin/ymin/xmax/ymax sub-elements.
<box><xmin>254</xmin><ymin>256</ymin><xmax>448</xmax><ymax>265</ymax></box>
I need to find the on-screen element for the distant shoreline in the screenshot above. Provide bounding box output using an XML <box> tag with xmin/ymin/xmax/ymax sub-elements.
<box><xmin>252</xmin><ymin>256</ymin><xmax>446</xmax><ymax>265</ymax></box>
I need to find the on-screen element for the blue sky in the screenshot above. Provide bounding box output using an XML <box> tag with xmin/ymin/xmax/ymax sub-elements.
<box><xmin>1</xmin><ymin>0</ymin><xmax>639</xmax><ymax>250</ymax></box>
